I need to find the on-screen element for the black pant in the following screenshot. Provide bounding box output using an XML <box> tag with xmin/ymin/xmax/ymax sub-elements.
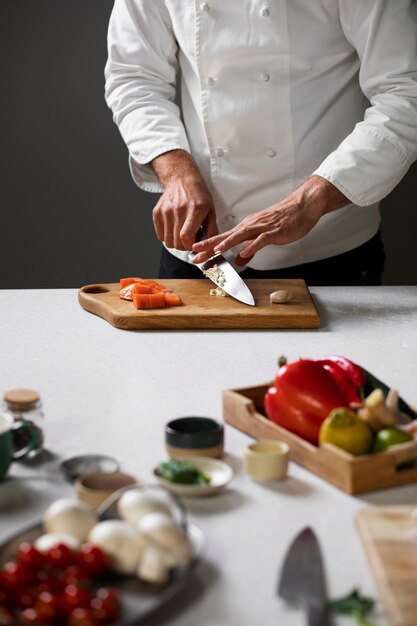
<box><xmin>158</xmin><ymin>231</ymin><xmax>385</xmax><ymax>286</ymax></box>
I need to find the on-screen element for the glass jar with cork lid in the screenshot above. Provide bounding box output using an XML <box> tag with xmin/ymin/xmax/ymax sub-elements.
<box><xmin>2</xmin><ymin>388</ymin><xmax>44</xmax><ymax>459</ymax></box>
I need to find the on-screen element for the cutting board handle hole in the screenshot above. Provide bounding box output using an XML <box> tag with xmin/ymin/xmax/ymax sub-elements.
<box><xmin>82</xmin><ymin>285</ymin><xmax>110</xmax><ymax>294</ymax></box>
<box><xmin>396</xmin><ymin>460</ymin><xmax>417</xmax><ymax>472</ymax></box>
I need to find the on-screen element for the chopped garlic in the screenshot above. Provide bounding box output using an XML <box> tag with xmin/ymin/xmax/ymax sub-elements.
<box><xmin>210</xmin><ymin>287</ymin><xmax>227</xmax><ymax>297</ymax></box>
<box><xmin>204</xmin><ymin>264</ymin><xmax>228</xmax><ymax>297</ymax></box>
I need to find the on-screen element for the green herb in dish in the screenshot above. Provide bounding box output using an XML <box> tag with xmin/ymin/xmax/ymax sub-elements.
<box><xmin>327</xmin><ymin>589</ymin><xmax>384</xmax><ymax>626</ymax></box>
<box><xmin>156</xmin><ymin>460</ymin><xmax>211</xmax><ymax>485</ymax></box>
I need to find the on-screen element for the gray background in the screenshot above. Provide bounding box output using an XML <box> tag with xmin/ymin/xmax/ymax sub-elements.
<box><xmin>1</xmin><ymin>0</ymin><xmax>416</xmax><ymax>289</ymax></box>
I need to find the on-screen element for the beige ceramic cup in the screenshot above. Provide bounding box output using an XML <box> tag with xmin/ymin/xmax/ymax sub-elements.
<box><xmin>75</xmin><ymin>471</ymin><xmax>139</xmax><ymax>509</ymax></box>
<box><xmin>244</xmin><ymin>440</ymin><xmax>290</xmax><ymax>481</ymax></box>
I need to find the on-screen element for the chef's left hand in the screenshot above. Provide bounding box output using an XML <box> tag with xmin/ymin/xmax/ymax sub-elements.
<box><xmin>191</xmin><ymin>176</ymin><xmax>349</xmax><ymax>265</ymax></box>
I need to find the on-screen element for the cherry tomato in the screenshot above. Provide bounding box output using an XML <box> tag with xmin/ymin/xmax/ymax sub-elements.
<box><xmin>1</xmin><ymin>561</ymin><xmax>33</xmax><ymax>589</ymax></box>
<box><xmin>0</xmin><ymin>591</ymin><xmax>9</xmax><ymax>607</ymax></box>
<box><xmin>94</xmin><ymin>588</ymin><xmax>121</xmax><ymax>620</ymax></box>
<box><xmin>47</xmin><ymin>543</ymin><xmax>75</xmax><ymax>569</ymax></box>
<box><xmin>14</xmin><ymin>588</ymin><xmax>37</xmax><ymax>610</ymax></box>
<box><xmin>62</xmin><ymin>584</ymin><xmax>93</xmax><ymax>614</ymax></box>
<box><xmin>90</xmin><ymin>595</ymin><xmax>121</xmax><ymax>623</ymax></box>
<box><xmin>35</xmin><ymin>570</ymin><xmax>63</xmax><ymax>594</ymax></box>
<box><xmin>78</xmin><ymin>545</ymin><xmax>107</xmax><ymax>576</ymax></box>
<box><xmin>61</xmin><ymin>565</ymin><xmax>89</xmax><ymax>588</ymax></box>
<box><xmin>17</xmin><ymin>543</ymin><xmax>44</xmax><ymax>570</ymax></box>
<box><xmin>19</xmin><ymin>607</ymin><xmax>51</xmax><ymax>625</ymax></box>
<box><xmin>68</xmin><ymin>607</ymin><xmax>98</xmax><ymax>626</ymax></box>
<box><xmin>0</xmin><ymin>606</ymin><xmax>14</xmax><ymax>626</ymax></box>
<box><xmin>35</xmin><ymin>590</ymin><xmax>62</xmax><ymax>620</ymax></box>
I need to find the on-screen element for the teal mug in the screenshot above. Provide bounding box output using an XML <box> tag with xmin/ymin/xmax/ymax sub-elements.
<box><xmin>0</xmin><ymin>412</ymin><xmax>38</xmax><ymax>480</ymax></box>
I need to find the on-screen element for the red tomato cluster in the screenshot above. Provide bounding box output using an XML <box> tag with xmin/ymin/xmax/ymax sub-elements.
<box><xmin>0</xmin><ymin>541</ymin><xmax>121</xmax><ymax>626</ymax></box>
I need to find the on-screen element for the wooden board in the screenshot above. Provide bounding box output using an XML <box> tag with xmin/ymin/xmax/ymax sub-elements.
<box><xmin>355</xmin><ymin>506</ymin><xmax>417</xmax><ymax>626</ymax></box>
<box><xmin>78</xmin><ymin>279</ymin><xmax>320</xmax><ymax>330</ymax></box>
<box><xmin>223</xmin><ymin>383</ymin><xmax>417</xmax><ymax>494</ymax></box>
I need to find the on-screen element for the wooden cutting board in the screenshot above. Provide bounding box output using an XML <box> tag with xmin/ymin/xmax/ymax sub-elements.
<box><xmin>78</xmin><ymin>279</ymin><xmax>320</xmax><ymax>330</ymax></box>
<box><xmin>355</xmin><ymin>506</ymin><xmax>417</xmax><ymax>626</ymax></box>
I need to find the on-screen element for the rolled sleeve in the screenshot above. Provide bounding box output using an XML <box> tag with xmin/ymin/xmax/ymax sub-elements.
<box><xmin>314</xmin><ymin>0</ymin><xmax>417</xmax><ymax>206</ymax></box>
<box><xmin>105</xmin><ymin>0</ymin><xmax>191</xmax><ymax>192</ymax></box>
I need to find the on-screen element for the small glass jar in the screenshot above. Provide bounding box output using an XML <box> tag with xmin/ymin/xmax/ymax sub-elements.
<box><xmin>2</xmin><ymin>388</ymin><xmax>45</xmax><ymax>459</ymax></box>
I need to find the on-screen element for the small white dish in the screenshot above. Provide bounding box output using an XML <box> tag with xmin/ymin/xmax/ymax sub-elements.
<box><xmin>154</xmin><ymin>457</ymin><xmax>233</xmax><ymax>497</ymax></box>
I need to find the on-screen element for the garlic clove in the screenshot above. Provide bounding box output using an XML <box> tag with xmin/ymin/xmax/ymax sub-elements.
<box><xmin>270</xmin><ymin>290</ymin><xmax>292</xmax><ymax>304</ymax></box>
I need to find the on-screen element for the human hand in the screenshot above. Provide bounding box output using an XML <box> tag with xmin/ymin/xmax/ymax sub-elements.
<box><xmin>191</xmin><ymin>176</ymin><xmax>349</xmax><ymax>265</ymax></box>
<box><xmin>151</xmin><ymin>150</ymin><xmax>217</xmax><ymax>250</ymax></box>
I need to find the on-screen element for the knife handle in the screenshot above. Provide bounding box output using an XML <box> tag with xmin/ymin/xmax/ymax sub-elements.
<box><xmin>306</xmin><ymin>602</ymin><xmax>331</xmax><ymax>626</ymax></box>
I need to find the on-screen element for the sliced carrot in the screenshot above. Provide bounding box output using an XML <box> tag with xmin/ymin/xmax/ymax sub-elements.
<box><xmin>140</xmin><ymin>279</ymin><xmax>159</xmax><ymax>286</ymax></box>
<box><xmin>151</xmin><ymin>287</ymin><xmax>172</xmax><ymax>295</ymax></box>
<box><xmin>164</xmin><ymin>293</ymin><xmax>182</xmax><ymax>306</ymax></box>
<box><xmin>119</xmin><ymin>284</ymin><xmax>136</xmax><ymax>301</ymax></box>
<box><xmin>132</xmin><ymin>283</ymin><xmax>153</xmax><ymax>294</ymax></box>
<box><xmin>132</xmin><ymin>293</ymin><xmax>166</xmax><ymax>309</ymax></box>
<box><xmin>120</xmin><ymin>277</ymin><xmax>142</xmax><ymax>289</ymax></box>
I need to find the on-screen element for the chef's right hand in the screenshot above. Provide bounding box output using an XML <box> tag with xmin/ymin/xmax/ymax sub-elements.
<box><xmin>151</xmin><ymin>150</ymin><xmax>217</xmax><ymax>250</ymax></box>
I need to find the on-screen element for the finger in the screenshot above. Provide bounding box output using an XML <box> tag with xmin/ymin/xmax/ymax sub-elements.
<box><xmin>234</xmin><ymin>252</ymin><xmax>254</xmax><ymax>266</ymax></box>
<box><xmin>191</xmin><ymin>249</ymin><xmax>217</xmax><ymax>264</ymax></box>
<box><xmin>152</xmin><ymin>200</ymin><xmax>164</xmax><ymax>242</ymax></box>
<box><xmin>212</xmin><ymin>228</ymin><xmax>256</xmax><ymax>255</ymax></box>
<box><xmin>192</xmin><ymin>231</ymin><xmax>231</xmax><ymax>252</ymax></box>
<box><xmin>163</xmin><ymin>211</ymin><xmax>175</xmax><ymax>249</ymax></box>
<box><xmin>239</xmin><ymin>232</ymin><xmax>271</xmax><ymax>259</ymax></box>
<box><xmin>180</xmin><ymin>213</ymin><xmax>202</xmax><ymax>250</ymax></box>
<box><xmin>173</xmin><ymin>214</ymin><xmax>187</xmax><ymax>250</ymax></box>
<box><xmin>202</xmin><ymin>212</ymin><xmax>218</xmax><ymax>239</ymax></box>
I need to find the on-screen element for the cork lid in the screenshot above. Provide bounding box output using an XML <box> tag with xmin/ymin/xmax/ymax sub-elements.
<box><xmin>4</xmin><ymin>388</ymin><xmax>40</xmax><ymax>411</ymax></box>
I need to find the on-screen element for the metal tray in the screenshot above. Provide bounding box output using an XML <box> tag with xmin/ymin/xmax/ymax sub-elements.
<box><xmin>0</xmin><ymin>520</ymin><xmax>205</xmax><ymax>625</ymax></box>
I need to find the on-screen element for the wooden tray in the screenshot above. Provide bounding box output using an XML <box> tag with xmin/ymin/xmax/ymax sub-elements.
<box><xmin>223</xmin><ymin>383</ymin><xmax>417</xmax><ymax>494</ymax></box>
<box><xmin>78</xmin><ymin>279</ymin><xmax>320</xmax><ymax>330</ymax></box>
<box><xmin>356</xmin><ymin>506</ymin><xmax>417</xmax><ymax>626</ymax></box>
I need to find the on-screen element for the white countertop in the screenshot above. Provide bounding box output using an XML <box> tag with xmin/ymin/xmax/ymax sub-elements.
<box><xmin>1</xmin><ymin>287</ymin><xmax>417</xmax><ymax>626</ymax></box>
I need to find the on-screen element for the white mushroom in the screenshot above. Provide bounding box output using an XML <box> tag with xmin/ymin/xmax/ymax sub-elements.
<box><xmin>137</xmin><ymin>513</ymin><xmax>193</xmax><ymax>568</ymax></box>
<box><xmin>117</xmin><ymin>490</ymin><xmax>173</xmax><ymax>525</ymax></box>
<box><xmin>88</xmin><ymin>520</ymin><xmax>143</xmax><ymax>575</ymax></box>
<box><xmin>137</xmin><ymin>545</ymin><xmax>170</xmax><ymax>585</ymax></box>
<box><xmin>35</xmin><ymin>533</ymin><xmax>81</xmax><ymax>553</ymax></box>
<box><xmin>43</xmin><ymin>498</ymin><xmax>97</xmax><ymax>541</ymax></box>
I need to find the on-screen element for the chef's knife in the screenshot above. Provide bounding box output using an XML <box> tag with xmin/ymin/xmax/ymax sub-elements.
<box><xmin>188</xmin><ymin>229</ymin><xmax>255</xmax><ymax>306</ymax></box>
<box><xmin>278</xmin><ymin>527</ymin><xmax>331</xmax><ymax>626</ymax></box>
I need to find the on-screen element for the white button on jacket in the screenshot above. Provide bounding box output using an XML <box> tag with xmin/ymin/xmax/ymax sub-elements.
<box><xmin>105</xmin><ymin>0</ymin><xmax>417</xmax><ymax>270</ymax></box>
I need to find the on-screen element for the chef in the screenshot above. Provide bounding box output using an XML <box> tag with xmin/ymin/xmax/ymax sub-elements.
<box><xmin>105</xmin><ymin>0</ymin><xmax>417</xmax><ymax>285</ymax></box>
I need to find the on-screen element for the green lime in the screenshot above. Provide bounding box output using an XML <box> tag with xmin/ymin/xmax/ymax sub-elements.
<box><xmin>372</xmin><ymin>428</ymin><xmax>412</xmax><ymax>453</ymax></box>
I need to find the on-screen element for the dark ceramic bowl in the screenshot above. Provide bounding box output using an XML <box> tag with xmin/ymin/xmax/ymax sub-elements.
<box><xmin>165</xmin><ymin>417</ymin><xmax>224</xmax><ymax>459</ymax></box>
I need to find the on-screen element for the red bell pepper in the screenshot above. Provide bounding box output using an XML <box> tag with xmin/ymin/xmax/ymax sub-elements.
<box><xmin>264</xmin><ymin>359</ymin><xmax>351</xmax><ymax>445</ymax></box>
<box><xmin>314</xmin><ymin>355</ymin><xmax>366</xmax><ymax>403</ymax></box>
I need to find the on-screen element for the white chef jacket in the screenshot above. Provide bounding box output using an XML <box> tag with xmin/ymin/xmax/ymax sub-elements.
<box><xmin>105</xmin><ymin>0</ymin><xmax>417</xmax><ymax>270</ymax></box>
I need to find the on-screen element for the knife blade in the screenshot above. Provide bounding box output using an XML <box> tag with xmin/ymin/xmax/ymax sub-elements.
<box><xmin>278</xmin><ymin>527</ymin><xmax>331</xmax><ymax>626</ymax></box>
<box><xmin>188</xmin><ymin>230</ymin><xmax>255</xmax><ymax>306</ymax></box>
